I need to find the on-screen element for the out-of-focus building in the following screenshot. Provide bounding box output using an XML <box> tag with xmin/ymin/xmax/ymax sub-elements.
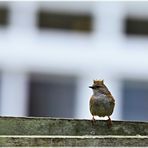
<box><xmin>0</xmin><ymin>1</ymin><xmax>148</xmax><ymax>121</ymax></box>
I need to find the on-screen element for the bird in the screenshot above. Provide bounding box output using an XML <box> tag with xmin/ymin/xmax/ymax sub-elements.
<box><xmin>89</xmin><ymin>80</ymin><xmax>115</xmax><ymax>127</ymax></box>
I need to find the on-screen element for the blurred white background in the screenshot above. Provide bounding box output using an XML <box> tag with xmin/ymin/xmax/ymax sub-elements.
<box><xmin>0</xmin><ymin>1</ymin><xmax>148</xmax><ymax>121</ymax></box>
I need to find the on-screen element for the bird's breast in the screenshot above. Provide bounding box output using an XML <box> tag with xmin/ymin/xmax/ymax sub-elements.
<box><xmin>89</xmin><ymin>94</ymin><xmax>114</xmax><ymax>117</ymax></box>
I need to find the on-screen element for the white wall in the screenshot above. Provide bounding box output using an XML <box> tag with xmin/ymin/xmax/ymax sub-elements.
<box><xmin>0</xmin><ymin>2</ymin><xmax>148</xmax><ymax>120</ymax></box>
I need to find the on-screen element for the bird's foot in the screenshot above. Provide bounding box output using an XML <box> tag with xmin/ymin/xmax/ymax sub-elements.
<box><xmin>91</xmin><ymin>116</ymin><xmax>96</xmax><ymax>125</ymax></box>
<box><xmin>107</xmin><ymin>116</ymin><xmax>112</xmax><ymax>128</ymax></box>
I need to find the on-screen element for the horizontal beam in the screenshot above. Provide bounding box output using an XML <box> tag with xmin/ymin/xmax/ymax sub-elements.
<box><xmin>0</xmin><ymin>116</ymin><xmax>148</xmax><ymax>136</ymax></box>
<box><xmin>0</xmin><ymin>135</ymin><xmax>148</xmax><ymax>146</ymax></box>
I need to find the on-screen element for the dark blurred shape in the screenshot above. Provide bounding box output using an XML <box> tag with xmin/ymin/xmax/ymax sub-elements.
<box><xmin>37</xmin><ymin>10</ymin><xmax>92</xmax><ymax>32</ymax></box>
<box><xmin>28</xmin><ymin>74</ymin><xmax>77</xmax><ymax>118</ymax></box>
<box><xmin>125</xmin><ymin>17</ymin><xmax>148</xmax><ymax>36</ymax></box>
<box><xmin>0</xmin><ymin>7</ymin><xmax>9</xmax><ymax>26</ymax></box>
<box><xmin>122</xmin><ymin>80</ymin><xmax>148</xmax><ymax>121</ymax></box>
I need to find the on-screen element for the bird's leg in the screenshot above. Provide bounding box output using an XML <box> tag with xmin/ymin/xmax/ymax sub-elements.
<box><xmin>91</xmin><ymin>116</ymin><xmax>96</xmax><ymax>125</ymax></box>
<box><xmin>107</xmin><ymin>116</ymin><xmax>112</xmax><ymax>128</ymax></box>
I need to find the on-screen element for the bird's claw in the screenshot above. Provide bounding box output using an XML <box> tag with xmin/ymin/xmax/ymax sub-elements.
<box><xmin>91</xmin><ymin>116</ymin><xmax>96</xmax><ymax>125</ymax></box>
<box><xmin>107</xmin><ymin>116</ymin><xmax>112</xmax><ymax>128</ymax></box>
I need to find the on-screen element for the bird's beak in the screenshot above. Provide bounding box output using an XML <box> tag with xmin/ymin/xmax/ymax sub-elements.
<box><xmin>89</xmin><ymin>86</ymin><xmax>94</xmax><ymax>89</ymax></box>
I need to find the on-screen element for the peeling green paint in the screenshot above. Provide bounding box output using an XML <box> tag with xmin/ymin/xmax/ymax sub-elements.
<box><xmin>0</xmin><ymin>136</ymin><xmax>148</xmax><ymax>146</ymax></box>
<box><xmin>0</xmin><ymin>116</ymin><xmax>148</xmax><ymax>136</ymax></box>
<box><xmin>0</xmin><ymin>117</ymin><xmax>148</xmax><ymax>146</ymax></box>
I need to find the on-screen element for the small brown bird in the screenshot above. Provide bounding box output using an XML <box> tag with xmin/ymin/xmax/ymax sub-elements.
<box><xmin>89</xmin><ymin>80</ymin><xmax>115</xmax><ymax>127</ymax></box>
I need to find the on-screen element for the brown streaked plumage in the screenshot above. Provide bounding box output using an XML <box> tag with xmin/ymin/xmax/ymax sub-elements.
<box><xmin>89</xmin><ymin>80</ymin><xmax>115</xmax><ymax>127</ymax></box>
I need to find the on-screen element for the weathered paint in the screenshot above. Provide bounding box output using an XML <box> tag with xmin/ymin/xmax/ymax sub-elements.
<box><xmin>0</xmin><ymin>135</ymin><xmax>148</xmax><ymax>146</ymax></box>
<box><xmin>0</xmin><ymin>116</ymin><xmax>147</xmax><ymax>135</ymax></box>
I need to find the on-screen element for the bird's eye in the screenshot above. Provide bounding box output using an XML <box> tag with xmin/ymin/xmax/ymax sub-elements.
<box><xmin>96</xmin><ymin>86</ymin><xmax>100</xmax><ymax>88</ymax></box>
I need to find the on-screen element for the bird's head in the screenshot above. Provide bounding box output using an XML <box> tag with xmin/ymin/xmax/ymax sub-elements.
<box><xmin>89</xmin><ymin>79</ymin><xmax>104</xmax><ymax>90</ymax></box>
